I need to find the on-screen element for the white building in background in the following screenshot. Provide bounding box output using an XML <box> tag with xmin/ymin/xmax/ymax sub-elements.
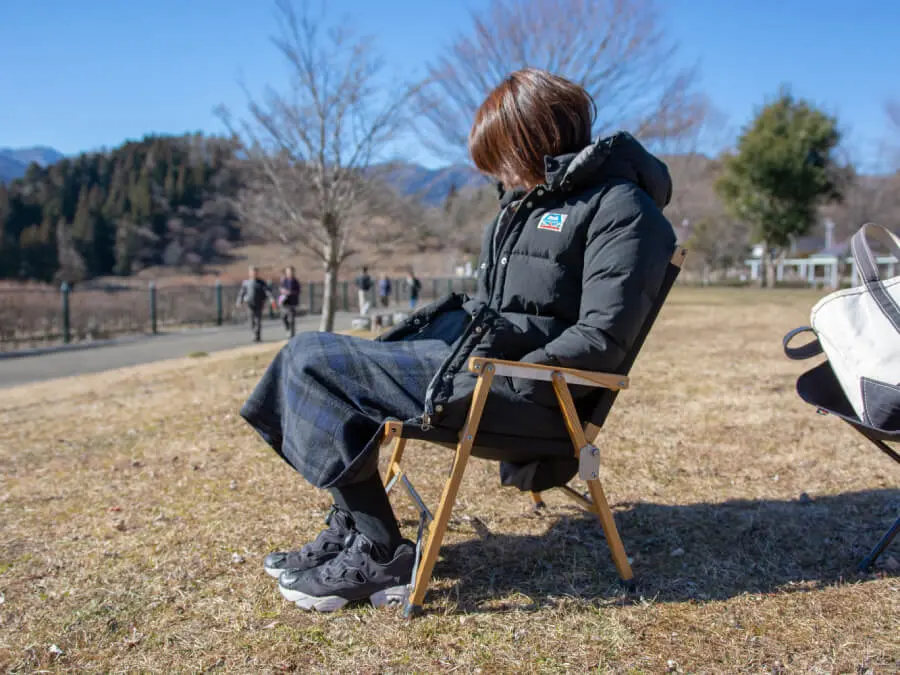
<box><xmin>749</xmin><ymin>218</ymin><xmax>838</xmax><ymax>259</ymax></box>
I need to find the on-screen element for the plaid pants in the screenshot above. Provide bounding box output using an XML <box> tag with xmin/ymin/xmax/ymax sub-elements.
<box><xmin>240</xmin><ymin>332</ymin><xmax>450</xmax><ymax>488</ymax></box>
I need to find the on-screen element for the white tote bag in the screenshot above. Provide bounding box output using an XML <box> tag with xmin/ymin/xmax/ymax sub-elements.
<box><xmin>784</xmin><ymin>223</ymin><xmax>900</xmax><ymax>431</ymax></box>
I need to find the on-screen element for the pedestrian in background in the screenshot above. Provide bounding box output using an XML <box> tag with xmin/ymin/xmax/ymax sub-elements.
<box><xmin>355</xmin><ymin>267</ymin><xmax>373</xmax><ymax>316</ymax></box>
<box><xmin>279</xmin><ymin>265</ymin><xmax>301</xmax><ymax>337</ymax></box>
<box><xmin>236</xmin><ymin>265</ymin><xmax>275</xmax><ymax>342</ymax></box>
<box><xmin>406</xmin><ymin>271</ymin><xmax>421</xmax><ymax>309</ymax></box>
<box><xmin>377</xmin><ymin>274</ymin><xmax>392</xmax><ymax>308</ymax></box>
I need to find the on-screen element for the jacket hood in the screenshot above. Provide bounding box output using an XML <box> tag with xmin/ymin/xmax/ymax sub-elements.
<box><xmin>497</xmin><ymin>131</ymin><xmax>672</xmax><ymax>209</ymax></box>
<box><xmin>547</xmin><ymin>131</ymin><xmax>672</xmax><ymax>209</ymax></box>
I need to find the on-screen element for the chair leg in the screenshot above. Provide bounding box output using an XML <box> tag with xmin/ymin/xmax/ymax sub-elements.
<box><xmin>382</xmin><ymin>422</ymin><xmax>406</xmax><ymax>490</ymax></box>
<box><xmin>858</xmin><ymin>514</ymin><xmax>900</xmax><ymax>572</ymax></box>
<box><xmin>404</xmin><ymin>446</ymin><xmax>470</xmax><ymax>616</ymax></box>
<box><xmin>549</xmin><ymin>371</ymin><xmax>633</xmax><ymax>584</ymax></box>
<box><xmin>558</xmin><ymin>484</ymin><xmax>594</xmax><ymax>511</ymax></box>
<box><xmin>384</xmin><ymin>438</ymin><xmax>407</xmax><ymax>488</ymax></box>
<box><xmin>404</xmin><ymin>364</ymin><xmax>496</xmax><ymax>617</ymax></box>
<box><xmin>586</xmin><ymin>478</ymin><xmax>634</xmax><ymax>582</ymax></box>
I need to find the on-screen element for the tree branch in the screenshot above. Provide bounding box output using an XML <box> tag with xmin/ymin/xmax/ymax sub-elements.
<box><xmin>415</xmin><ymin>0</ymin><xmax>707</xmax><ymax>161</ymax></box>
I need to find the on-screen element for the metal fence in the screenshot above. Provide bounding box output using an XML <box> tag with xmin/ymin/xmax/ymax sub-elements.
<box><xmin>0</xmin><ymin>276</ymin><xmax>480</xmax><ymax>351</ymax></box>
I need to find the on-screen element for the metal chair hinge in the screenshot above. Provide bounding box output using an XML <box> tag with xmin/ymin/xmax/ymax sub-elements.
<box><xmin>578</xmin><ymin>444</ymin><xmax>601</xmax><ymax>480</ymax></box>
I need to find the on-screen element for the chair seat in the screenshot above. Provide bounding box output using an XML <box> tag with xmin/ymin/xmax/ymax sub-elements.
<box><xmin>395</xmin><ymin>422</ymin><xmax>577</xmax><ymax>463</ymax></box>
<box><xmin>797</xmin><ymin>362</ymin><xmax>900</xmax><ymax>441</ymax></box>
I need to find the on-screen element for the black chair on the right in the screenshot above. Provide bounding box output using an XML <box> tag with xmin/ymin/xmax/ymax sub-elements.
<box><xmin>788</xmin><ymin>358</ymin><xmax>899</xmax><ymax>570</ymax></box>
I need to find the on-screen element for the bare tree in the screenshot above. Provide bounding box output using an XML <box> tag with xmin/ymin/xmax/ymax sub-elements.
<box><xmin>415</xmin><ymin>0</ymin><xmax>708</xmax><ymax>160</ymax></box>
<box><xmin>886</xmin><ymin>99</ymin><xmax>900</xmax><ymax>169</ymax></box>
<box><xmin>55</xmin><ymin>220</ymin><xmax>87</xmax><ymax>283</ymax></box>
<box><xmin>888</xmin><ymin>99</ymin><xmax>900</xmax><ymax>132</ymax></box>
<box><xmin>443</xmin><ymin>184</ymin><xmax>500</xmax><ymax>254</ymax></box>
<box><xmin>219</xmin><ymin>0</ymin><xmax>421</xmax><ymax>331</ymax></box>
<box><xmin>683</xmin><ymin>217</ymin><xmax>750</xmax><ymax>283</ymax></box>
<box><xmin>822</xmin><ymin>170</ymin><xmax>900</xmax><ymax>241</ymax></box>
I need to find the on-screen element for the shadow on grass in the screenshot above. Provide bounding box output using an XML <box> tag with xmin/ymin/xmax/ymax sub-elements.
<box><xmin>431</xmin><ymin>489</ymin><xmax>899</xmax><ymax>611</ymax></box>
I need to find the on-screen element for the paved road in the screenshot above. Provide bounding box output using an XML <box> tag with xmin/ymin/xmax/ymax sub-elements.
<box><xmin>0</xmin><ymin>312</ymin><xmax>366</xmax><ymax>388</ymax></box>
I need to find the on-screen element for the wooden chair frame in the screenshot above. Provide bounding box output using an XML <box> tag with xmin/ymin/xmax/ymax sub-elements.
<box><xmin>382</xmin><ymin>248</ymin><xmax>686</xmax><ymax>617</ymax></box>
<box><xmin>381</xmin><ymin>358</ymin><xmax>633</xmax><ymax>617</ymax></box>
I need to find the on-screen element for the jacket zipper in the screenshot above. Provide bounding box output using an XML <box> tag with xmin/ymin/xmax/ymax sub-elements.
<box><xmin>420</xmin><ymin>187</ymin><xmax>537</xmax><ymax>429</ymax></box>
<box><xmin>490</xmin><ymin>187</ymin><xmax>538</xmax><ymax>308</ymax></box>
<box><xmin>420</xmin><ymin>303</ymin><xmax>489</xmax><ymax>429</ymax></box>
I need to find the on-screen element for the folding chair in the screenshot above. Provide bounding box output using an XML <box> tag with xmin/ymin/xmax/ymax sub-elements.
<box><xmin>789</xmin><ymin>358</ymin><xmax>900</xmax><ymax>571</ymax></box>
<box><xmin>382</xmin><ymin>247</ymin><xmax>687</xmax><ymax>617</ymax></box>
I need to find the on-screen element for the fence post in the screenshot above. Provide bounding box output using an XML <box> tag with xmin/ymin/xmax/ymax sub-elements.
<box><xmin>215</xmin><ymin>280</ymin><xmax>223</xmax><ymax>326</ymax></box>
<box><xmin>309</xmin><ymin>281</ymin><xmax>316</xmax><ymax>314</ymax></box>
<box><xmin>60</xmin><ymin>282</ymin><xmax>71</xmax><ymax>344</ymax></box>
<box><xmin>342</xmin><ymin>281</ymin><xmax>349</xmax><ymax>311</ymax></box>
<box><xmin>447</xmin><ymin>278</ymin><xmax>453</xmax><ymax>294</ymax></box>
<box><xmin>149</xmin><ymin>282</ymin><xmax>158</xmax><ymax>334</ymax></box>
<box><xmin>432</xmin><ymin>278</ymin><xmax>439</xmax><ymax>300</ymax></box>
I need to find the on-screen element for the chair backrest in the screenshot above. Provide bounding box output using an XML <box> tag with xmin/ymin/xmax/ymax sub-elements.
<box><xmin>581</xmin><ymin>246</ymin><xmax>687</xmax><ymax>428</ymax></box>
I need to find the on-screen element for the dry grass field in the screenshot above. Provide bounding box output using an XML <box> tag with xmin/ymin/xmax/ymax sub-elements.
<box><xmin>0</xmin><ymin>288</ymin><xmax>897</xmax><ymax>673</ymax></box>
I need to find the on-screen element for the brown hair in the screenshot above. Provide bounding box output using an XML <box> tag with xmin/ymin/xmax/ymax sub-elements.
<box><xmin>468</xmin><ymin>68</ymin><xmax>595</xmax><ymax>189</ymax></box>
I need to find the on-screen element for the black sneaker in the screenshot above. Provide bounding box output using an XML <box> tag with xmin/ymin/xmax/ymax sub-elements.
<box><xmin>263</xmin><ymin>506</ymin><xmax>354</xmax><ymax>578</ymax></box>
<box><xmin>278</xmin><ymin>532</ymin><xmax>414</xmax><ymax>612</ymax></box>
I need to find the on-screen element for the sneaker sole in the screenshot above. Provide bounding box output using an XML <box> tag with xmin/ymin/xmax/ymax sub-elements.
<box><xmin>278</xmin><ymin>584</ymin><xmax>409</xmax><ymax>612</ymax></box>
<box><xmin>264</xmin><ymin>566</ymin><xmax>283</xmax><ymax>579</ymax></box>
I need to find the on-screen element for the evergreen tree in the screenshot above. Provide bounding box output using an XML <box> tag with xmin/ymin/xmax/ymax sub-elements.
<box><xmin>715</xmin><ymin>88</ymin><xmax>843</xmax><ymax>287</ymax></box>
<box><xmin>0</xmin><ymin>134</ymin><xmax>241</xmax><ymax>281</ymax></box>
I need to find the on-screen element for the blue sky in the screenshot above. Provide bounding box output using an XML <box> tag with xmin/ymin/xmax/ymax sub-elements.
<box><xmin>0</xmin><ymin>0</ymin><xmax>896</xmax><ymax>170</ymax></box>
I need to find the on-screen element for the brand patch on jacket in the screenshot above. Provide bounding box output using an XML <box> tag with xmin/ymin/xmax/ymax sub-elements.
<box><xmin>537</xmin><ymin>212</ymin><xmax>567</xmax><ymax>232</ymax></box>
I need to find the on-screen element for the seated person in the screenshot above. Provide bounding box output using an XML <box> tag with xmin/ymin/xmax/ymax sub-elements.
<box><xmin>240</xmin><ymin>67</ymin><xmax>676</xmax><ymax>612</ymax></box>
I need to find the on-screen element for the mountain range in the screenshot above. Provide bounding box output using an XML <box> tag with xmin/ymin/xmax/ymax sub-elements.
<box><xmin>372</xmin><ymin>162</ymin><xmax>488</xmax><ymax>204</ymax></box>
<box><xmin>0</xmin><ymin>144</ymin><xmax>484</xmax><ymax>205</ymax></box>
<box><xmin>0</xmin><ymin>146</ymin><xmax>66</xmax><ymax>183</ymax></box>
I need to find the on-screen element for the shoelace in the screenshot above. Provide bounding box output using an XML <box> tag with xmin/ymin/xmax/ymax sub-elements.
<box><xmin>319</xmin><ymin>531</ymin><xmax>371</xmax><ymax>580</ymax></box>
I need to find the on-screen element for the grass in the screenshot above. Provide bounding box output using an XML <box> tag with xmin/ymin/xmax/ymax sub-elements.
<box><xmin>0</xmin><ymin>287</ymin><xmax>897</xmax><ymax>673</ymax></box>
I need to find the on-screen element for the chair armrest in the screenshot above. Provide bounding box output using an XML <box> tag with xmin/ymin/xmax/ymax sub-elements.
<box><xmin>468</xmin><ymin>357</ymin><xmax>628</xmax><ymax>390</ymax></box>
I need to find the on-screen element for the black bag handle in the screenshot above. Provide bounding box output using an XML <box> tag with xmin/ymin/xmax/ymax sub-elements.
<box><xmin>783</xmin><ymin>326</ymin><xmax>823</xmax><ymax>360</ymax></box>
<box><xmin>850</xmin><ymin>223</ymin><xmax>900</xmax><ymax>333</ymax></box>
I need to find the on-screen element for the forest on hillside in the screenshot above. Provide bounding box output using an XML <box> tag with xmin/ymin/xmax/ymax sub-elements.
<box><xmin>0</xmin><ymin>134</ymin><xmax>242</xmax><ymax>282</ymax></box>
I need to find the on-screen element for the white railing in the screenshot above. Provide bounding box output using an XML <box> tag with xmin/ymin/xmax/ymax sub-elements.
<box><xmin>743</xmin><ymin>256</ymin><xmax>898</xmax><ymax>288</ymax></box>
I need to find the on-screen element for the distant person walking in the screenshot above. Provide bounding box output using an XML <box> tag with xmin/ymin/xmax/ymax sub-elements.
<box><xmin>406</xmin><ymin>272</ymin><xmax>422</xmax><ymax>310</ymax></box>
<box><xmin>236</xmin><ymin>266</ymin><xmax>275</xmax><ymax>342</ymax></box>
<box><xmin>278</xmin><ymin>266</ymin><xmax>302</xmax><ymax>337</ymax></box>
<box><xmin>355</xmin><ymin>267</ymin><xmax>373</xmax><ymax>316</ymax></box>
<box><xmin>377</xmin><ymin>274</ymin><xmax>392</xmax><ymax>308</ymax></box>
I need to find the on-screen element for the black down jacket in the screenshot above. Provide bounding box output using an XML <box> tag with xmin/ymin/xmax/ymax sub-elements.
<box><xmin>379</xmin><ymin>132</ymin><xmax>676</xmax><ymax>487</ymax></box>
